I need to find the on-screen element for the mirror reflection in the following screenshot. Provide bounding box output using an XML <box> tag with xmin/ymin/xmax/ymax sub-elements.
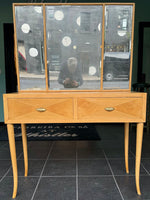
<box><xmin>14</xmin><ymin>4</ymin><xmax>133</xmax><ymax>91</ymax></box>
<box><xmin>46</xmin><ymin>6</ymin><xmax>102</xmax><ymax>90</ymax></box>
<box><xmin>15</xmin><ymin>6</ymin><xmax>46</xmax><ymax>90</ymax></box>
<box><xmin>103</xmin><ymin>5</ymin><xmax>133</xmax><ymax>90</ymax></box>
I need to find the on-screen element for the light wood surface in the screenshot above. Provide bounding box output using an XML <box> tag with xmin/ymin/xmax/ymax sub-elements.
<box><xmin>6</xmin><ymin>98</ymin><xmax>73</xmax><ymax>123</ymax></box>
<box><xmin>13</xmin><ymin>3</ymin><xmax>135</xmax><ymax>6</ymax></box>
<box><xmin>129</xmin><ymin>3</ymin><xmax>135</xmax><ymax>90</ymax></box>
<box><xmin>43</xmin><ymin>4</ymin><xmax>48</xmax><ymax>91</ymax></box>
<box><xmin>77</xmin><ymin>97</ymin><xmax>144</xmax><ymax>122</ymax></box>
<box><xmin>3</xmin><ymin>91</ymin><xmax>146</xmax><ymax>197</ymax></box>
<box><xmin>21</xmin><ymin>124</ymin><xmax>28</xmax><ymax>177</ymax></box>
<box><xmin>100</xmin><ymin>4</ymin><xmax>105</xmax><ymax>90</ymax></box>
<box><xmin>124</xmin><ymin>123</ymin><xmax>129</xmax><ymax>173</ymax></box>
<box><xmin>18</xmin><ymin>89</ymin><xmax>132</xmax><ymax>93</ymax></box>
<box><xmin>3</xmin><ymin>92</ymin><xmax>147</xmax><ymax>124</ymax></box>
<box><xmin>135</xmin><ymin>123</ymin><xmax>144</xmax><ymax>195</ymax></box>
<box><xmin>3</xmin><ymin>91</ymin><xmax>146</xmax><ymax>98</ymax></box>
<box><xmin>7</xmin><ymin>124</ymin><xmax>18</xmax><ymax>199</ymax></box>
<box><xmin>13</xmin><ymin>4</ymin><xmax>21</xmax><ymax>91</ymax></box>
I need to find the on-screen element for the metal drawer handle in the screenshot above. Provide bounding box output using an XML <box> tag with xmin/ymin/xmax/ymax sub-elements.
<box><xmin>105</xmin><ymin>107</ymin><xmax>115</xmax><ymax>112</ymax></box>
<box><xmin>36</xmin><ymin>108</ymin><xmax>46</xmax><ymax>112</ymax></box>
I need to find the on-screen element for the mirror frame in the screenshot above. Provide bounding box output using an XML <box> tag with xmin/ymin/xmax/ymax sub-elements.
<box><xmin>13</xmin><ymin>3</ymin><xmax>135</xmax><ymax>92</ymax></box>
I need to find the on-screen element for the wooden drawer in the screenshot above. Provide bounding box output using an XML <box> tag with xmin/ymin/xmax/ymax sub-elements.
<box><xmin>3</xmin><ymin>93</ymin><xmax>146</xmax><ymax>123</ymax></box>
<box><xmin>6</xmin><ymin>98</ymin><xmax>74</xmax><ymax>123</ymax></box>
<box><xmin>77</xmin><ymin>97</ymin><xmax>146</xmax><ymax>122</ymax></box>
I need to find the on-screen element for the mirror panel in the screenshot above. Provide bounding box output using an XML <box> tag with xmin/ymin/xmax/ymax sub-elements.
<box><xmin>15</xmin><ymin>6</ymin><xmax>46</xmax><ymax>90</ymax></box>
<box><xmin>46</xmin><ymin>5</ymin><xmax>102</xmax><ymax>90</ymax></box>
<box><xmin>103</xmin><ymin>5</ymin><xmax>133</xmax><ymax>90</ymax></box>
<box><xmin>14</xmin><ymin>4</ymin><xmax>134</xmax><ymax>91</ymax></box>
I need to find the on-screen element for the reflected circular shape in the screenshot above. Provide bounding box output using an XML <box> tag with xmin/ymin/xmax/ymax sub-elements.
<box><xmin>29</xmin><ymin>48</ymin><xmax>38</xmax><ymax>57</ymax></box>
<box><xmin>98</xmin><ymin>23</ymin><xmax>101</xmax><ymax>31</ymax></box>
<box><xmin>54</xmin><ymin>10</ymin><xmax>64</xmax><ymax>21</ymax></box>
<box><xmin>89</xmin><ymin>66</ymin><xmax>96</xmax><ymax>75</ymax></box>
<box><xmin>76</xmin><ymin>16</ymin><xmax>81</xmax><ymax>26</ymax></box>
<box><xmin>73</xmin><ymin>45</ymin><xmax>77</xmax><ymax>49</ymax></box>
<box><xmin>34</xmin><ymin>7</ymin><xmax>42</xmax><ymax>13</ymax></box>
<box><xmin>21</xmin><ymin>23</ymin><xmax>30</xmax><ymax>33</ymax></box>
<box><xmin>62</xmin><ymin>36</ymin><xmax>72</xmax><ymax>47</ymax></box>
<box><xmin>105</xmin><ymin>72</ymin><xmax>113</xmax><ymax>81</ymax></box>
<box><xmin>117</xmin><ymin>30</ymin><xmax>126</xmax><ymax>37</ymax></box>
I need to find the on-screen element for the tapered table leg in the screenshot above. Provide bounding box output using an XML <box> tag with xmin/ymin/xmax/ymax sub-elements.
<box><xmin>21</xmin><ymin>124</ymin><xmax>28</xmax><ymax>177</ymax></box>
<box><xmin>7</xmin><ymin>124</ymin><xmax>18</xmax><ymax>199</ymax></box>
<box><xmin>135</xmin><ymin>123</ymin><xmax>144</xmax><ymax>195</ymax></box>
<box><xmin>124</xmin><ymin>123</ymin><xmax>129</xmax><ymax>174</ymax></box>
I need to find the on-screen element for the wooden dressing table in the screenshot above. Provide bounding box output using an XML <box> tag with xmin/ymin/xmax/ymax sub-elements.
<box><xmin>3</xmin><ymin>3</ymin><xmax>147</xmax><ymax>198</ymax></box>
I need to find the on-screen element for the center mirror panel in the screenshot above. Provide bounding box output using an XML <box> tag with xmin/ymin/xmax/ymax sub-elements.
<box><xmin>46</xmin><ymin>5</ymin><xmax>102</xmax><ymax>90</ymax></box>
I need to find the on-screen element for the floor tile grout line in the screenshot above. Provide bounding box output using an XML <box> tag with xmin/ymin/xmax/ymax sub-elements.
<box><xmin>30</xmin><ymin>141</ymin><xmax>55</xmax><ymax>200</ymax></box>
<box><xmin>7</xmin><ymin>175</ymin><xmax>77</xmax><ymax>178</ymax></box>
<box><xmin>0</xmin><ymin>157</ymin><xmax>133</xmax><ymax>161</ymax></box>
<box><xmin>0</xmin><ymin>151</ymin><xmax>24</xmax><ymax>183</ymax></box>
<box><xmin>76</xmin><ymin>142</ymin><xmax>78</xmax><ymax>200</ymax></box>
<box><xmin>107</xmin><ymin>157</ymin><xmax>134</xmax><ymax>160</ymax></box>
<box><xmin>0</xmin><ymin>159</ymin><xmax>12</xmax><ymax>160</ymax></box>
<box><xmin>103</xmin><ymin>150</ymin><xmax>125</xmax><ymax>200</ymax></box>
<box><xmin>130</xmin><ymin>150</ymin><xmax>150</xmax><ymax>176</ymax></box>
<box><xmin>6</xmin><ymin>174</ymin><xmax>150</xmax><ymax>178</ymax></box>
<box><xmin>1</xmin><ymin>142</ymin><xmax>9</xmax><ymax>148</ymax></box>
<box><xmin>17</xmin><ymin>159</ymin><xmax>48</xmax><ymax>161</ymax></box>
<box><xmin>0</xmin><ymin>141</ymin><xmax>33</xmax><ymax>182</ymax></box>
<box><xmin>78</xmin><ymin>174</ymin><xmax>148</xmax><ymax>177</ymax></box>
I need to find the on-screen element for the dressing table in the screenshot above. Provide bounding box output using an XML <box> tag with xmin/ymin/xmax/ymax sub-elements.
<box><xmin>3</xmin><ymin>3</ymin><xmax>147</xmax><ymax>198</ymax></box>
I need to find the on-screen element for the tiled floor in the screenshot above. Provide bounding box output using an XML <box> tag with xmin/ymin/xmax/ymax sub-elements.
<box><xmin>0</xmin><ymin>124</ymin><xmax>150</xmax><ymax>200</ymax></box>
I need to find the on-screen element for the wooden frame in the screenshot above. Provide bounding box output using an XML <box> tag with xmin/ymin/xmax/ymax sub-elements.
<box><xmin>13</xmin><ymin>3</ymin><xmax>135</xmax><ymax>93</ymax></box>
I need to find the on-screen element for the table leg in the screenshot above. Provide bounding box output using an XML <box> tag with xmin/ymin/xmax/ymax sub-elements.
<box><xmin>21</xmin><ymin>124</ymin><xmax>28</xmax><ymax>177</ymax></box>
<box><xmin>146</xmin><ymin>88</ymin><xmax>149</xmax><ymax>134</ymax></box>
<box><xmin>124</xmin><ymin>123</ymin><xmax>129</xmax><ymax>174</ymax></box>
<box><xmin>7</xmin><ymin>124</ymin><xmax>18</xmax><ymax>199</ymax></box>
<box><xmin>135</xmin><ymin>123</ymin><xmax>144</xmax><ymax>195</ymax></box>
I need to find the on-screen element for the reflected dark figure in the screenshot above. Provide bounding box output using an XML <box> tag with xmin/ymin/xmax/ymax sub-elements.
<box><xmin>58</xmin><ymin>57</ymin><xmax>83</xmax><ymax>88</ymax></box>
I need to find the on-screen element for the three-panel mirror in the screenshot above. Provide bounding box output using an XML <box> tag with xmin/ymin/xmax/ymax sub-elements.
<box><xmin>14</xmin><ymin>4</ymin><xmax>134</xmax><ymax>91</ymax></box>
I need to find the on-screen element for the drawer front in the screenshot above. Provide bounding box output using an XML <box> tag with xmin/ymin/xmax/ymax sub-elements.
<box><xmin>6</xmin><ymin>98</ymin><xmax>73</xmax><ymax>123</ymax></box>
<box><xmin>77</xmin><ymin>98</ymin><xmax>145</xmax><ymax>122</ymax></box>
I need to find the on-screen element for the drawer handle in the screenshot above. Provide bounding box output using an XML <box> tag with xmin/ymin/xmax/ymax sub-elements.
<box><xmin>36</xmin><ymin>108</ymin><xmax>46</xmax><ymax>112</ymax></box>
<box><xmin>105</xmin><ymin>107</ymin><xmax>115</xmax><ymax>112</ymax></box>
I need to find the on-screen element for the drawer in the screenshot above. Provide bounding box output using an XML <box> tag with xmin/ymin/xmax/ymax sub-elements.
<box><xmin>77</xmin><ymin>97</ymin><xmax>145</xmax><ymax>122</ymax></box>
<box><xmin>6</xmin><ymin>98</ymin><xmax>73</xmax><ymax>123</ymax></box>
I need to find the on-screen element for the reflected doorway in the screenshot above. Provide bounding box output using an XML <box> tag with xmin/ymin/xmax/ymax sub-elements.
<box><xmin>79</xmin><ymin>52</ymin><xmax>90</xmax><ymax>74</ymax></box>
<box><xmin>3</xmin><ymin>23</ymin><xmax>17</xmax><ymax>93</ymax></box>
